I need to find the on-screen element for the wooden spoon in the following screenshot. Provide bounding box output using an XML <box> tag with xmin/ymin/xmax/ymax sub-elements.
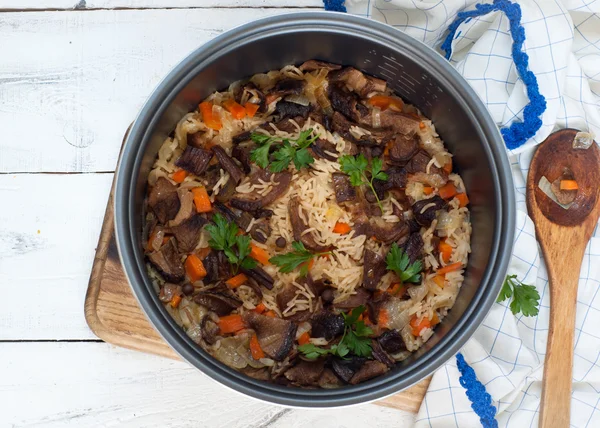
<box><xmin>526</xmin><ymin>129</ymin><xmax>600</xmax><ymax>428</ymax></box>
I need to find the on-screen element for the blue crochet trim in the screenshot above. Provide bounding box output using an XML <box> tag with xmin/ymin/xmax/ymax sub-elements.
<box><xmin>456</xmin><ymin>353</ymin><xmax>498</xmax><ymax>428</ymax></box>
<box><xmin>441</xmin><ymin>0</ymin><xmax>546</xmax><ymax>150</ymax></box>
<box><xmin>323</xmin><ymin>0</ymin><xmax>346</xmax><ymax>12</ymax></box>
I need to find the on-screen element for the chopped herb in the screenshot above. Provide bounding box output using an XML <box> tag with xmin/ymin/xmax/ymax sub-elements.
<box><xmin>386</xmin><ymin>243</ymin><xmax>422</xmax><ymax>284</ymax></box>
<box><xmin>338</xmin><ymin>154</ymin><xmax>388</xmax><ymax>213</ymax></box>
<box><xmin>497</xmin><ymin>274</ymin><xmax>540</xmax><ymax>317</ymax></box>
<box><xmin>250</xmin><ymin>129</ymin><xmax>319</xmax><ymax>172</ymax></box>
<box><xmin>205</xmin><ymin>213</ymin><xmax>257</xmax><ymax>274</ymax></box>
<box><xmin>269</xmin><ymin>241</ymin><xmax>330</xmax><ymax>277</ymax></box>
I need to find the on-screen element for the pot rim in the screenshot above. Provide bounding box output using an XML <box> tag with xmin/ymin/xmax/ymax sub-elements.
<box><xmin>115</xmin><ymin>11</ymin><xmax>515</xmax><ymax>407</ymax></box>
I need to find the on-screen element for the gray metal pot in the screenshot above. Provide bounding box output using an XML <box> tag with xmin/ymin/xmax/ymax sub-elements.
<box><xmin>115</xmin><ymin>12</ymin><xmax>515</xmax><ymax>407</ymax></box>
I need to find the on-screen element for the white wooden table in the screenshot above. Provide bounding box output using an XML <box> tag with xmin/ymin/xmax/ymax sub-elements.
<box><xmin>0</xmin><ymin>2</ymin><xmax>415</xmax><ymax>426</ymax></box>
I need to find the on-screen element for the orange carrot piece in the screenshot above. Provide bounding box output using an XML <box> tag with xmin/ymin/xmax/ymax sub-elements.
<box><xmin>185</xmin><ymin>254</ymin><xmax>207</xmax><ymax>282</ymax></box>
<box><xmin>170</xmin><ymin>294</ymin><xmax>182</xmax><ymax>308</ymax></box>
<box><xmin>368</xmin><ymin>95</ymin><xmax>403</xmax><ymax>111</ymax></box>
<box><xmin>439</xmin><ymin>182</ymin><xmax>458</xmax><ymax>200</ymax></box>
<box><xmin>456</xmin><ymin>193</ymin><xmax>469</xmax><ymax>208</ymax></box>
<box><xmin>433</xmin><ymin>274</ymin><xmax>445</xmax><ymax>288</ymax></box>
<box><xmin>197</xmin><ymin>247</ymin><xmax>211</xmax><ymax>259</ymax></box>
<box><xmin>431</xmin><ymin>313</ymin><xmax>440</xmax><ymax>325</ymax></box>
<box><xmin>439</xmin><ymin>240</ymin><xmax>453</xmax><ymax>263</ymax></box>
<box><xmin>265</xmin><ymin>94</ymin><xmax>279</xmax><ymax>105</ymax></box>
<box><xmin>419</xmin><ymin>121</ymin><xmax>426</xmax><ymax>130</ymax></box>
<box><xmin>249</xmin><ymin>334</ymin><xmax>265</xmax><ymax>360</ymax></box>
<box><xmin>387</xmin><ymin>283</ymin><xmax>405</xmax><ymax>296</ymax></box>
<box><xmin>332</xmin><ymin>221</ymin><xmax>352</xmax><ymax>234</ymax></box>
<box><xmin>191</xmin><ymin>186</ymin><xmax>212</xmax><ymax>213</ymax></box>
<box><xmin>264</xmin><ymin>310</ymin><xmax>277</xmax><ymax>318</ymax></box>
<box><xmin>250</xmin><ymin>244</ymin><xmax>270</xmax><ymax>265</ymax></box>
<box><xmin>423</xmin><ymin>186</ymin><xmax>434</xmax><ymax>196</ymax></box>
<box><xmin>254</xmin><ymin>302</ymin><xmax>266</xmax><ymax>314</ymax></box>
<box><xmin>298</xmin><ymin>332</ymin><xmax>311</xmax><ymax>346</ymax></box>
<box><xmin>172</xmin><ymin>169</ymin><xmax>188</xmax><ymax>183</ymax></box>
<box><xmin>437</xmin><ymin>262</ymin><xmax>462</xmax><ymax>275</ymax></box>
<box><xmin>378</xmin><ymin>309</ymin><xmax>390</xmax><ymax>327</ymax></box>
<box><xmin>560</xmin><ymin>179</ymin><xmax>579</xmax><ymax>190</ymax></box>
<box><xmin>199</xmin><ymin>101</ymin><xmax>222</xmax><ymax>130</ymax></box>
<box><xmin>410</xmin><ymin>315</ymin><xmax>432</xmax><ymax>337</ymax></box>
<box><xmin>226</xmin><ymin>273</ymin><xmax>248</xmax><ymax>288</ymax></box>
<box><xmin>443</xmin><ymin>160</ymin><xmax>453</xmax><ymax>174</ymax></box>
<box><xmin>223</xmin><ymin>99</ymin><xmax>247</xmax><ymax>120</ymax></box>
<box><xmin>245</xmin><ymin>103</ymin><xmax>260</xmax><ymax>118</ymax></box>
<box><xmin>300</xmin><ymin>258</ymin><xmax>315</xmax><ymax>273</ymax></box>
<box><xmin>218</xmin><ymin>314</ymin><xmax>245</xmax><ymax>334</ymax></box>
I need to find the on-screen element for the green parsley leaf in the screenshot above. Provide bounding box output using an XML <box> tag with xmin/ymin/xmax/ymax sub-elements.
<box><xmin>338</xmin><ymin>154</ymin><xmax>388</xmax><ymax>213</ymax></box>
<box><xmin>345</xmin><ymin>330</ymin><xmax>372</xmax><ymax>357</ymax></box>
<box><xmin>269</xmin><ymin>241</ymin><xmax>329</xmax><ymax>276</ymax></box>
<box><xmin>249</xmin><ymin>129</ymin><xmax>318</xmax><ymax>172</ymax></box>
<box><xmin>386</xmin><ymin>243</ymin><xmax>423</xmax><ymax>283</ymax></box>
<box><xmin>206</xmin><ymin>213</ymin><xmax>256</xmax><ymax>274</ymax></box>
<box><xmin>249</xmin><ymin>140</ymin><xmax>273</xmax><ymax>169</ymax></box>
<box><xmin>297</xmin><ymin>343</ymin><xmax>333</xmax><ymax>360</ymax></box>
<box><xmin>250</xmin><ymin>133</ymin><xmax>273</xmax><ymax>145</ymax></box>
<box><xmin>293</xmin><ymin>147</ymin><xmax>315</xmax><ymax>170</ymax></box>
<box><xmin>497</xmin><ymin>274</ymin><xmax>540</xmax><ymax>317</ymax></box>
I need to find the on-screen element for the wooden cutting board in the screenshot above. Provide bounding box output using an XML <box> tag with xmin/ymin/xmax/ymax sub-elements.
<box><xmin>84</xmin><ymin>136</ymin><xmax>430</xmax><ymax>412</ymax></box>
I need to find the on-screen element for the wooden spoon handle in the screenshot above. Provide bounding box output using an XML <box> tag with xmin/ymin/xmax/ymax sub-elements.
<box><xmin>539</xmin><ymin>243</ymin><xmax>585</xmax><ymax>428</ymax></box>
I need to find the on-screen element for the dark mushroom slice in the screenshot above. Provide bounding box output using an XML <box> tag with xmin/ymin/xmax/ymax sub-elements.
<box><xmin>310</xmin><ymin>310</ymin><xmax>345</xmax><ymax>340</ymax></box>
<box><xmin>241</xmin><ymin>266</ymin><xmax>274</xmax><ymax>290</ymax></box>
<box><xmin>288</xmin><ymin>197</ymin><xmax>332</xmax><ymax>253</ymax></box>
<box><xmin>405</xmin><ymin>151</ymin><xmax>448</xmax><ymax>188</ymax></box>
<box><xmin>331</xmin><ymin>356</ymin><xmax>367</xmax><ymax>383</ymax></box>
<box><xmin>214</xmin><ymin>178</ymin><xmax>237</xmax><ymax>203</ymax></box>
<box><xmin>202</xmin><ymin>250</ymin><xmax>220</xmax><ymax>283</ymax></box>
<box><xmin>230</xmin><ymin>170</ymin><xmax>292</xmax><ymax>212</ymax></box>
<box><xmin>175</xmin><ymin>145</ymin><xmax>213</xmax><ymax>176</ymax></box>
<box><xmin>362</xmin><ymin>249</ymin><xmax>387</xmax><ymax>291</ymax></box>
<box><xmin>378</xmin><ymin>329</ymin><xmax>407</xmax><ymax>354</ymax></box>
<box><xmin>242</xmin><ymin>367</ymin><xmax>271</xmax><ymax>381</ymax></box>
<box><xmin>330</xmin><ymin>67</ymin><xmax>386</xmax><ymax>98</ymax></box>
<box><xmin>349</xmin><ymin>360</ymin><xmax>389</xmax><ymax>384</ymax></box>
<box><xmin>388</xmin><ymin>134</ymin><xmax>419</xmax><ymax>165</ymax></box>
<box><xmin>332</xmin><ymin>172</ymin><xmax>357</xmax><ymax>204</ymax></box>
<box><xmin>243</xmin><ymin>311</ymin><xmax>297</xmax><ymax>361</ymax></box>
<box><xmin>299</xmin><ymin>60</ymin><xmax>342</xmax><ymax>72</ymax></box>
<box><xmin>412</xmin><ymin>196</ymin><xmax>447</xmax><ymax>227</ymax></box>
<box><xmin>284</xmin><ymin>359</ymin><xmax>326</xmax><ymax>386</ymax></box>
<box><xmin>244</xmin><ymin>277</ymin><xmax>263</xmax><ymax>300</ymax></box>
<box><xmin>148</xmin><ymin>177</ymin><xmax>181</xmax><ymax>224</ymax></box>
<box><xmin>148</xmin><ymin>238</ymin><xmax>185</xmax><ymax>282</ymax></box>
<box><xmin>275</xmin><ymin>101</ymin><xmax>310</xmax><ymax>119</ymax></box>
<box><xmin>186</xmin><ymin>130</ymin><xmax>206</xmax><ymax>148</ymax></box>
<box><xmin>369</xmin><ymin>217</ymin><xmax>410</xmax><ymax>244</ymax></box>
<box><xmin>231</xmin><ymin>144</ymin><xmax>253</xmax><ymax>174</ymax></box>
<box><xmin>330</xmin><ymin>111</ymin><xmax>358</xmax><ymax>143</ymax></box>
<box><xmin>272</xmin><ymin>78</ymin><xmax>306</xmax><ymax>97</ymax></box>
<box><xmin>234</xmin><ymin>82</ymin><xmax>266</xmax><ymax>113</ymax></box>
<box><xmin>159</xmin><ymin>283</ymin><xmax>180</xmax><ymax>303</ymax></box>
<box><xmin>400</xmin><ymin>232</ymin><xmax>424</xmax><ymax>264</ymax></box>
<box><xmin>170</xmin><ymin>214</ymin><xmax>207</xmax><ymax>253</ymax></box>
<box><xmin>232</xmin><ymin>130</ymin><xmax>252</xmax><ymax>145</ymax></box>
<box><xmin>371</xmin><ymin>340</ymin><xmax>395</xmax><ymax>367</ymax></box>
<box><xmin>377</xmin><ymin>109</ymin><xmax>421</xmax><ymax>136</ymax></box>
<box><xmin>276</xmin><ymin>281</ymin><xmax>311</xmax><ymax>322</ymax></box>
<box><xmin>373</xmin><ymin>167</ymin><xmax>408</xmax><ymax>198</ymax></box>
<box><xmin>311</xmin><ymin>138</ymin><xmax>339</xmax><ymax>161</ymax></box>
<box><xmin>333</xmin><ymin>287</ymin><xmax>371</xmax><ymax>310</ymax></box>
<box><xmin>249</xmin><ymin>221</ymin><xmax>271</xmax><ymax>244</ymax></box>
<box><xmin>193</xmin><ymin>291</ymin><xmax>242</xmax><ymax>316</ymax></box>
<box><xmin>200</xmin><ymin>313</ymin><xmax>221</xmax><ymax>345</ymax></box>
<box><xmin>320</xmin><ymin>288</ymin><xmax>335</xmax><ymax>305</ymax></box>
<box><xmin>211</xmin><ymin>146</ymin><xmax>245</xmax><ymax>185</ymax></box>
<box><xmin>268</xmin><ymin>116</ymin><xmax>306</xmax><ymax>133</ymax></box>
<box><xmin>328</xmin><ymin>84</ymin><xmax>365</xmax><ymax>122</ymax></box>
<box><xmin>318</xmin><ymin>368</ymin><xmax>344</xmax><ymax>389</ymax></box>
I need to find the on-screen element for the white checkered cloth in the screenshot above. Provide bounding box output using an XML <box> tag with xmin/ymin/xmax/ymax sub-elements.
<box><xmin>345</xmin><ymin>1</ymin><xmax>600</xmax><ymax>426</ymax></box>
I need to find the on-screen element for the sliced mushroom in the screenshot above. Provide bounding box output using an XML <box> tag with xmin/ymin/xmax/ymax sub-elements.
<box><xmin>362</xmin><ymin>249</ymin><xmax>387</xmax><ymax>291</ymax></box>
<box><xmin>232</xmin><ymin>130</ymin><xmax>252</xmax><ymax>145</ymax></box>
<box><xmin>175</xmin><ymin>145</ymin><xmax>213</xmax><ymax>176</ymax></box>
<box><xmin>241</xmin><ymin>266</ymin><xmax>274</xmax><ymax>290</ymax></box>
<box><xmin>378</xmin><ymin>329</ymin><xmax>407</xmax><ymax>354</ymax></box>
<box><xmin>333</xmin><ymin>287</ymin><xmax>371</xmax><ymax>310</ymax></box>
<box><xmin>349</xmin><ymin>360</ymin><xmax>388</xmax><ymax>384</ymax></box>
<box><xmin>332</xmin><ymin>172</ymin><xmax>357</xmax><ymax>204</ymax></box>
<box><xmin>148</xmin><ymin>177</ymin><xmax>181</xmax><ymax>224</ymax></box>
<box><xmin>201</xmin><ymin>312</ymin><xmax>221</xmax><ymax>345</ymax></box>
<box><xmin>330</xmin><ymin>111</ymin><xmax>358</xmax><ymax>143</ymax></box>
<box><xmin>311</xmin><ymin>138</ymin><xmax>339</xmax><ymax>162</ymax></box>
<box><xmin>318</xmin><ymin>368</ymin><xmax>344</xmax><ymax>389</ymax></box>
<box><xmin>369</xmin><ymin>217</ymin><xmax>410</xmax><ymax>244</ymax></box>
<box><xmin>171</xmin><ymin>214</ymin><xmax>207</xmax><ymax>253</ymax></box>
<box><xmin>234</xmin><ymin>82</ymin><xmax>266</xmax><ymax>113</ymax></box>
<box><xmin>388</xmin><ymin>134</ymin><xmax>419</xmax><ymax>165</ymax></box>
<box><xmin>400</xmin><ymin>232</ymin><xmax>424</xmax><ymax>264</ymax></box>
<box><xmin>371</xmin><ymin>339</ymin><xmax>395</xmax><ymax>367</ymax></box>
<box><xmin>202</xmin><ymin>250</ymin><xmax>220</xmax><ymax>283</ymax></box>
<box><xmin>272</xmin><ymin>78</ymin><xmax>306</xmax><ymax>97</ymax></box>
<box><xmin>243</xmin><ymin>311</ymin><xmax>297</xmax><ymax>361</ymax></box>
<box><xmin>284</xmin><ymin>359</ymin><xmax>326</xmax><ymax>386</ymax></box>
<box><xmin>193</xmin><ymin>291</ymin><xmax>242</xmax><ymax>316</ymax></box>
<box><xmin>187</xmin><ymin>130</ymin><xmax>207</xmax><ymax>148</ymax></box>
<box><xmin>299</xmin><ymin>60</ymin><xmax>342</xmax><ymax>72</ymax></box>
<box><xmin>231</xmin><ymin>144</ymin><xmax>253</xmax><ymax>174</ymax></box>
<box><xmin>275</xmin><ymin>101</ymin><xmax>310</xmax><ymax>119</ymax></box>
<box><xmin>330</xmin><ymin>67</ymin><xmax>386</xmax><ymax>98</ymax></box>
<box><xmin>329</xmin><ymin>84</ymin><xmax>365</xmax><ymax>122</ymax></box>
<box><xmin>310</xmin><ymin>310</ymin><xmax>345</xmax><ymax>340</ymax></box>
<box><xmin>412</xmin><ymin>196</ymin><xmax>447</xmax><ymax>227</ymax></box>
<box><xmin>148</xmin><ymin>238</ymin><xmax>185</xmax><ymax>282</ymax></box>
<box><xmin>276</xmin><ymin>282</ymin><xmax>311</xmax><ymax>322</ymax></box>
<box><xmin>288</xmin><ymin>197</ymin><xmax>331</xmax><ymax>252</ymax></box>
<box><xmin>331</xmin><ymin>356</ymin><xmax>366</xmax><ymax>383</ymax></box>
<box><xmin>405</xmin><ymin>151</ymin><xmax>448</xmax><ymax>187</ymax></box>
<box><xmin>230</xmin><ymin>170</ymin><xmax>292</xmax><ymax>212</ymax></box>
<box><xmin>212</xmin><ymin>146</ymin><xmax>245</xmax><ymax>184</ymax></box>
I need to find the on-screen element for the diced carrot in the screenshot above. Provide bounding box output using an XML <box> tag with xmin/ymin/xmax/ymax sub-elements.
<box><xmin>249</xmin><ymin>334</ymin><xmax>265</xmax><ymax>360</ymax></box>
<box><xmin>378</xmin><ymin>308</ymin><xmax>390</xmax><ymax>327</ymax></box>
<box><xmin>218</xmin><ymin>314</ymin><xmax>245</xmax><ymax>334</ymax></box>
<box><xmin>423</xmin><ymin>186</ymin><xmax>434</xmax><ymax>196</ymax></box>
<box><xmin>388</xmin><ymin>283</ymin><xmax>405</xmax><ymax>296</ymax></box>
<box><xmin>443</xmin><ymin>160</ymin><xmax>453</xmax><ymax>174</ymax></box>
<box><xmin>223</xmin><ymin>99</ymin><xmax>247</xmax><ymax>120</ymax></box>
<box><xmin>170</xmin><ymin>294</ymin><xmax>182</xmax><ymax>308</ymax></box>
<box><xmin>254</xmin><ymin>302</ymin><xmax>266</xmax><ymax>314</ymax></box>
<box><xmin>162</xmin><ymin>236</ymin><xmax>171</xmax><ymax>245</ymax></box>
<box><xmin>433</xmin><ymin>274</ymin><xmax>445</xmax><ymax>288</ymax></box>
<box><xmin>419</xmin><ymin>121</ymin><xmax>426</xmax><ymax>130</ymax></box>
<box><xmin>185</xmin><ymin>254</ymin><xmax>207</xmax><ymax>282</ymax></box>
<box><xmin>410</xmin><ymin>315</ymin><xmax>432</xmax><ymax>336</ymax></box>
<box><xmin>439</xmin><ymin>182</ymin><xmax>458</xmax><ymax>200</ymax></box>
<box><xmin>172</xmin><ymin>169</ymin><xmax>188</xmax><ymax>183</ymax></box>
<box><xmin>560</xmin><ymin>179</ymin><xmax>579</xmax><ymax>190</ymax></box>
<box><xmin>250</xmin><ymin>243</ymin><xmax>270</xmax><ymax>265</ymax></box>
<box><xmin>363</xmin><ymin>314</ymin><xmax>373</xmax><ymax>326</ymax></box>
<box><xmin>197</xmin><ymin>247</ymin><xmax>211</xmax><ymax>259</ymax></box>
<box><xmin>383</xmin><ymin>142</ymin><xmax>391</xmax><ymax>157</ymax></box>
<box><xmin>226</xmin><ymin>273</ymin><xmax>248</xmax><ymax>288</ymax></box>
<box><xmin>245</xmin><ymin>102</ymin><xmax>260</xmax><ymax>118</ymax></box>
<box><xmin>431</xmin><ymin>313</ymin><xmax>440</xmax><ymax>325</ymax></box>
<box><xmin>438</xmin><ymin>240</ymin><xmax>453</xmax><ymax>263</ymax></box>
<box><xmin>368</xmin><ymin>95</ymin><xmax>404</xmax><ymax>111</ymax></box>
<box><xmin>264</xmin><ymin>310</ymin><xmax>277</xmax><ymax>318</ymax></box>
<box><xmin>332</xmin><ymin>221</ymin><xmax>352</xmax><ymax>234</ymax></box>
<box><xmin>374</xmin><ymin>290</ymin><xmax>384</xmax><ymax>299</ymax></box>
<box><xmin>357</xmin><ymin>313</ymin><xmax>364</xmax><ymax>322</ymax></box>
<box><xmin>191</xmin><ymin>186</ymin><xmax>212</xmax><ymax>213</ymax></box>
<box><xmin>437</xmin><ymin>262</ymin><xmax>462</xmax><ymax>275</ymax></box>
<box><xmin>199</xmin><ymin>101</ymin><xmax>222</xmax><ymax>131</ymax></box>
<box><xmin>298</xmin><ymin>332</ymin><xmax>311</xmax><ymax>346</ymax></box>
<box><xmin>456</xmin><ymin>193</ymin><xmax>469</xmax><ymax>208</ymax></box>
<box><xmin>265</xmin><ymin>94</ymin><xmax>279</xmax><ymax>105</ymax></box>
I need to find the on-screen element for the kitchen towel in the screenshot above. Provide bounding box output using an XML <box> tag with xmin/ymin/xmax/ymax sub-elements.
<box><xmin>332</xmin><ymin>0</ymin><xmax>600</xmax><ymax>426</ymax></box>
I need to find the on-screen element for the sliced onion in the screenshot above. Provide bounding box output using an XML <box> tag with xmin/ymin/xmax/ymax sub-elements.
<box><xmin>315</xmin><ymin>86</ymin><xmax>333</xmax><ymax>116</ymax></box>
<box><xmin>372</xmin><ymin>106</ymin><xmax>381</xmax><ymax>128</ymax></box>
<box><xmin>170</xmin><ymin>189</ymin><xmax>195</xmax><ymax>226</ymax></box>
<box><xmin>285</xmin><ymin>94</ymin><xmax>310</xmax><ymax>106</ymax></box>
<box><xmin>384</xmin><ymin>299</ymin><xmax>413</xmax><ymax>331</ymax></box>
<box><xmin>150</xmin><ymin>228</ymin><xmax>165</xmax><ymax>252</ymax></box>
<box><xmin>408</xmin><ymin>283</ymin><xmax>428</xmax><ymax>302</ymax></box>
<box><xmin>436</xmin><ymin>210</ymin><xmax>462</xmax><ymax>231</ymax></box>
<box><xmin>573</xmin><ymin>131</ymin><xmax>594</xmax><ymax>150</ymax></box>
<box><xmin>214</xmin><ymin>335</ymin><xmax>253</xmax><ymax>369</ymax></box>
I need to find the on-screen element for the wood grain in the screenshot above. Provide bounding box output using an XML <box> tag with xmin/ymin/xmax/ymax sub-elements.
<box><xmin>526</xmin><ymin>129</ymin><xmax>600</xmax><ymax>428</ymax></box>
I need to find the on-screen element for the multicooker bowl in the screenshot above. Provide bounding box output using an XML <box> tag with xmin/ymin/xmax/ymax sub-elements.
<box><xmin>115</xmin><ymin>12</ymin><xmax>515</xmax><ymax>407</ymax></box>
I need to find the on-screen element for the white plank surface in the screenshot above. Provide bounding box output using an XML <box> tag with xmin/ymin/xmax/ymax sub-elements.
<box><xmin>0</xmin><ymin>7</ymin><xmax>320</xmax><ymax>174</ymax></box>
<box><xmin>1</xmin><ymin>0</ymin><xmax>322</xmax><ymax>10</ymax></box>
<box><xmin>2</xmin><ymin>342</ymin><xmax>415</xmax><ymax>427</ymax></box>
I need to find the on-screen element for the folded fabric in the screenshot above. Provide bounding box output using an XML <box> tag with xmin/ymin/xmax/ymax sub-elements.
<box><xmin>333</xmin><ymin>0</ymin><xmax>600</xmax><ymax>426</ymax></box>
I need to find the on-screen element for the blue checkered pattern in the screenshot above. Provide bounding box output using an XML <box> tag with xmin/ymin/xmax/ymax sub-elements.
<box><xmin>341</xmin><ymin>1</ymin><xmax>600</xmax><ymax>426</ymax></box>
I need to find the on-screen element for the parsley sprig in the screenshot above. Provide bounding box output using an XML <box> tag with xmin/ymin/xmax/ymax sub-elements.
<box><xmin>250</xmin><ymin>129</ymin><xmax>319</xmax><ymax>172</ymax></box>
<box><xmin>338</xmin><ymin>154</ymin><xmax>388</xmax><ymax>213</ymax></box>
<box><xmin>205</xmin><ymin>213</ymin><xmax>257</xmax><ymax>274</ymax></box>
<box><xmin>386</xmin><ymin>243</ymin><xmax>423</xmax><ymax>284</ymax></box>
<box><xmin>269</xmin><ymin>241</ymin><xmax>330</xmax><ymax>277</ymax></box>
<box><xmin>497</xmin><ymin>274</ymin><xmax>540</xmax><ymax>317</ymax></box>
<box><xmin>298</xmin><ymin>305</ymin><xmax>373</xmax><ymax>359</ymax></box>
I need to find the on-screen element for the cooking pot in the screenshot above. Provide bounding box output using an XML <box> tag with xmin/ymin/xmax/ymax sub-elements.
<box><xmin>115</xmin><ymin>12</ymin><xmax>515</xmax><ymax>407</ymax></box>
